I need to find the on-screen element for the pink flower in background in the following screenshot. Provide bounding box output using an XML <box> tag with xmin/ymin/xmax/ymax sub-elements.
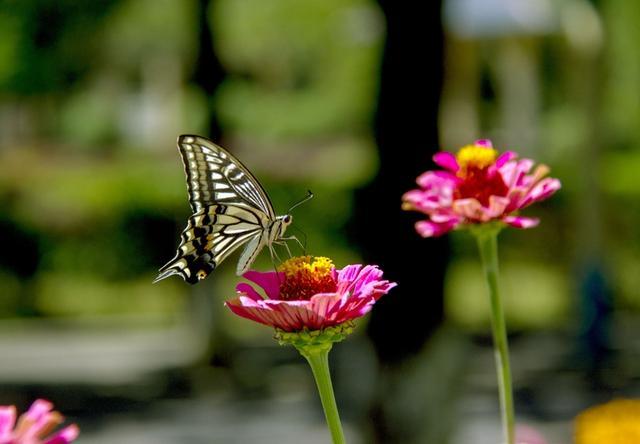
<box><xmin>516</xmin><ymin>424</ymin><xmax>548</xmax><ymax>444</ymax></box>
<box><xmin>226</xmin><ymin>256</ymin><xmax>396</xmax><ymax>332</ymax></box>
<box><xmin>0</xmin><ymin>399</ymin><xmax>79</xmax><ymax>444</ymax></box>
<box><xmin>402</xmin><ymin>139</ymin><xmax>561</xmax><ymax>237</ymax></box>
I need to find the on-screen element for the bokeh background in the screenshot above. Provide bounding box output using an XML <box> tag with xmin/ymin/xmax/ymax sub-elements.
<box><xmin>0</xmin><ymin>0</ymin><xmax>638</xmax><ymax>443</ymax></box>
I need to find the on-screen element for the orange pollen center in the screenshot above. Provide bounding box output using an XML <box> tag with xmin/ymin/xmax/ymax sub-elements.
<box><xmin>454</xmin><ymin>144</ymin><xmax>509</xmax><ymax>205</ymax></box>
<box><xmin>278</xmin><ymin>256</ymin><xmax>337</xmax><ymax>301</ymax></box>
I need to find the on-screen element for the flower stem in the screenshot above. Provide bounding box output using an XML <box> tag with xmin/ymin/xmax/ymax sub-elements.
<box><xmin>474</xmin><ymin>227</ymin><xmax>515</xmax><ymax>444</ymax></box>
<box><xmin>302</xmin><ymin>347</ymin><xmax>346</xmax><ymax>444</ymax></box>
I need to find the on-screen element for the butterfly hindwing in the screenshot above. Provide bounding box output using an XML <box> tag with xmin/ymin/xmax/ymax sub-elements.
<box><xmin>155</xmin><ymin>204</ymin><xmax>265</xmax><ymax>284</ymax></box>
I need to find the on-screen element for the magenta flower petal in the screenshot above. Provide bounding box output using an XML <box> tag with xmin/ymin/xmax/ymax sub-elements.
<box><xmin>336</xmin><ymin>264</ymin><xmax>384</xmax><ymax>297</ymax></box>
<box><xmin>242</xmin><ymin>270</ymin><xmax>283</xmax><ymax>299</ymax></box>
<box><xmin>0</xmin><ymin>406</ymin><xmax>16</xmax><ymax>437</ymax></box>
<box><xmin>403</xmin><ymin>141</ymin><xmax>560</xmax><ymax>236</ymax></box>
<box><xmin>495</xmin><ymin>150</ymin><xmax>517</xmax><ymax>168</ymax></box>
<box><xmin>235</xmin><ymin>283</ymin><xmax>265</xmax><ymax>301</ymax></box>
<box><xmin>44</xmin><ymin>425</ymin><xmax>80</xmax><ymax>444</ymax></box>
<box><xmin>503</xmin><ymin>215</ymin><xmax>539</xmax><ymax>229</ymax></box>
<box><xmin>433</xmin><ymin>151</ymin><xmax>460</xmax><ymax>172</ymax></box>
<box><xmin>475</xmin><ymin>138</ymin><xmax>493</xmax><ymax>148</ymax></box>
<box><xmin>519</xmin><ymin>177</ymin><xmax>562</xmax><ymax>209</ymax></box>
<box><xmin>415</xmin><ymin>171</ymin><xmax>457</xmax><ymax>193</ymax></box>
<box><xmin>415</xmin><ymin>219</ymin><xmax>458</xmax><ymax>237</ymax></box>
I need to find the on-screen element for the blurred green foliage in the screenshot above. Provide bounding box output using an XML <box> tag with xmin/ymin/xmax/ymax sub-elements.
<box><xmin>211</xmin><ymin>0</ymin><xmax>384</xmax><ymax>138</ymax></box>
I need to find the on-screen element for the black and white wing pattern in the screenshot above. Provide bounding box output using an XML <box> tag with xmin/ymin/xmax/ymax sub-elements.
<box><xmin>155</xmin><ymin>135</ymin><xmax>280</xmax><ymax>284</ymax></box>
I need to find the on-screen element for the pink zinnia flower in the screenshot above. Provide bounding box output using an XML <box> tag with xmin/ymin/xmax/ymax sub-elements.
<box><xmin>225</xmin><ymin>256</ymin><xmax>396</xmax><ymax>332</ymax></box>
<box><xmin>402</xmin><ymin>139</ymin><xmax>561</xmax><ymax>237</ymax></box>
<box><xmin>0</xmin><ymin>399</ymin><xmax>79</xmax><ymax>444</ymax></box>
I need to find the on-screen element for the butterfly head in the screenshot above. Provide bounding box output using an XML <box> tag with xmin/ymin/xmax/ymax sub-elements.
<box><xmin>278</xmin><ymin>214</ymin><xmax>293</xmax><ymax>233</ymax></box>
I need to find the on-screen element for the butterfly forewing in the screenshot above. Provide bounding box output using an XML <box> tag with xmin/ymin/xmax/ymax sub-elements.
<box><xmin>178</xmin><ymin>135</ymin><xmax>275</xmax><ymax>218</ymax></box>
<box><xmin>155</xmin><ymin>135</ymin><xmax>287</xmax><ymax>284</ymax></box>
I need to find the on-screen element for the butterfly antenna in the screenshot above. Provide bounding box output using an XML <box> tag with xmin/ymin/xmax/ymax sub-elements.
<box><xmin>287</xmin><ymin>190</ymin><xmax>314</xmax><ymax>213</ymax></box>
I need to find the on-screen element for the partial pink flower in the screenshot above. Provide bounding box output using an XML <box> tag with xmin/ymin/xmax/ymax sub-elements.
<box><xmin>402</xmin><ymin>140</ymin><xmax>561</xmax><ymax>237</ymax></box>
<box><xmin>225</xmin><ymin>256</ymin><xmax>396</xmax><ymax>332</ymax></box>
<box><xmin>0</xmin><ymin>399</ymin><xmax>79</xmax><ymax>444</ymax></box>
<box><xmin>516</xmin><ymin>424</ymin><xmax>548</xmax><ymax>444</ymax></box>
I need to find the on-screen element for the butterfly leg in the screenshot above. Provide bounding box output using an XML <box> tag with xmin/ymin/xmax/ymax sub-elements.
<box><xmin>274</xmin><ymin>240</ymin><xmax>294</xmax><ymax>258</ymax></box>
<box><xmin>267</xmin><ymin>243</ymin><xmax>285</xmax><ymax>282</ymax></box>
<box><xmin>279</xmin><ymin>235</ymin><xmax>305</xmax><ymax>255</ymax></box>
<box><xmin>268</xmin><ymin>243</ymin><xmax>283</xmax><ymax>263</ymax></box>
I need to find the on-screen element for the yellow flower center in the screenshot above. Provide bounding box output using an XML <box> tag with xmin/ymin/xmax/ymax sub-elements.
<box><xmin>456</xmin><ymin>144</ymin><xmax>498</xmax><ymax>177</ymax></box>
<box><xmin>575</xmin><ymin>399</ymin><xmax>640</xmax><ymax>444</ymax></box>
<box><xmin>278</xmin><ymin>256</ymin><xmax>337</xmax><ymax>300</ymax></box>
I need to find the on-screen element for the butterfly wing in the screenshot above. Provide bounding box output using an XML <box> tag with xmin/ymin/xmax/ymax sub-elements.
<box><xmin>178</xmin><ymin>134</ymin><xmax>276</xmax><ymax>218</ymax></box>
<box><xmin>156</xmin><ymin>135</ymin><xmax>276</xmax><ymax>283</ymax></box>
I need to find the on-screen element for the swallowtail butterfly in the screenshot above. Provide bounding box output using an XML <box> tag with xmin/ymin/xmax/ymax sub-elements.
<box><xmin>155</xmin><ymin>135</ymin><xmax>309</xmax><ymax>284</ymax></box>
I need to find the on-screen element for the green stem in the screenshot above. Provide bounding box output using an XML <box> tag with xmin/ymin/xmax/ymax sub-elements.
<box><xmin>302</xmin><ymin>347</ymin><xmax>346</xmax><ymax>444</ymax></box>
<box><xmin>474</xmin><ymin>227</ymin><xmax>515</xmax><ymax>444</ymax></box>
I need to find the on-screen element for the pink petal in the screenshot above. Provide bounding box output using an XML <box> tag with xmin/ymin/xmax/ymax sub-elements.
<box><xmin>474</xmin><ymin>139</ymin><xmax>493</xmax><ymax>148</ymax></box>
<box><xmin>402</xmin><ymin>189</ymin><xmax>444</xmax><ymax>213</ymax></box>
<box><xmin>225</xmin><ymin>298</ymin><xmax>276</xmax><ymax>328</ymax></box>
<box><xmin>499</xmin><ymin>158</ymin><xmax>534</xmax><ymax>187</ymax></box>
<box><xmin>24</xmin><ymin>399</ymin><xmax>52</xmax><ymax>422</ymax></box>
<box><xmin>235</xmin><ymin>283</ymin><xmax>265</xmax><ymax>302</ymax></box>
<box><xmin>333</xmin><ymin>296</ymin><xmax>377</xmax><ymax>322</ymax></box>
<box><xmin>452</xmin><ymin>198</ymin><xmax>490</xmax><ymax>221</ymax></box>
<box><xmin>430</xmin><ymin>212</ymin><xmax>459</xmax><ymax>223</ymax></box>
<box><xmin>265</xmin><ymin>301</ymin><xmax>311</xmax><ymax>331</ymax></box>
<box><xmin>341</xmin><ymin>265</ymin><xmax>384</xmax><ymax>296</ymax></box>
<box><xmin>432</xmin><ymin>151</ymin><xmax>459</xmax><ymax>172</ymax></box>
<box><xmin>415</xmin><ymin>219</ymin><xmax>458</xmax><ymax>237</ymax></box>
<box><xmin>495</xmin><ymin>150</ymin><xmax>517</xmax><ymax>168</ymax></box>
<box><xmin>44</xmin><ymin>425</ymin><xmax>80</xmax><ymax>444</ymax></box>
<box><xmin>519</xmin><ymin>178</ymin><xmax>561</xmax><ymax>208</ymax></box>
<box><xmin>416</xmin><ymin>170</ymin><xmax>457</xmax><ymax>189</ymax></box>
<box><xmin>503</xmin><ymin>215</ymin><xmax>539</xmax><ymax>229</ymax></box>
<box><xmin>308</xmin><ymin>294</ymin><xmax>344</xmax><ymax>324</ymax></box>
<box><xmin>487</xmin><ymin>195</ymin><xmax>510</xmax><ymax>218</ymax></box>
<box><xmin>432</xmin><ymin>170</ymin><xmax>459</xmax><ymax>181</ymax></box>
<box><xmin>0</xmin><ymin>406</ymin><xmax>16</xmax><ymax>436</ymax></box>
<box><xmin>241</xmin><ymin>270</ymin><xmax>282</xmax><ymax>299</ymax></box>
<box><xmin>336</xmin><ymin>264</ymin><xmax>363</xmax><ymax>286</ymax></box>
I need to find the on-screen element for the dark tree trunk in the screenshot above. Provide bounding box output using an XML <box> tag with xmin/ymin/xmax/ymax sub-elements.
<box><xmin>191</xmin><ymin>0</ymin><xmax>225</xmax><ymax>140</ymax></box>
<box><xmin>353</xmin><ymin>1</ymin><xmax>447</xmax><ymax>364</ymax></box>
<box><xmin>350</xmin><ymin>3</ymin><xmax>448</xmax><ymax>441</ymax></box>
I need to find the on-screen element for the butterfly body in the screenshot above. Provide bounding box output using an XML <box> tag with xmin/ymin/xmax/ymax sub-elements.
<box><xmin>155</xmin><ymin>135</ymin><xmax>293</xmax><ymax>284</ymax></box>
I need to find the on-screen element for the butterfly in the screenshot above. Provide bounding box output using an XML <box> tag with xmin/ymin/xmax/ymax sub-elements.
<box><xmin>155</xmin><ymin>135</ymin><xmax>311</xmax><ymax>284</ymax></box>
